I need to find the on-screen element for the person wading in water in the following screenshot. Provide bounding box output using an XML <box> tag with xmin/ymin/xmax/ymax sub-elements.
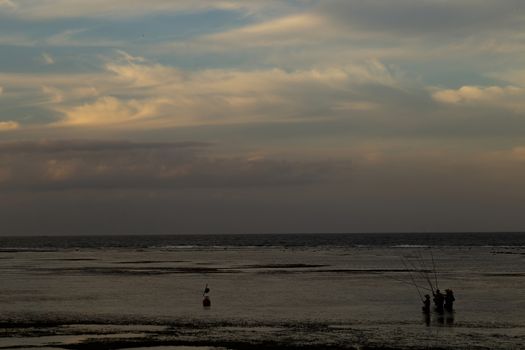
<box><xmin>202</xmin><ymin>284</ymin><xmax>211</xmax><ymax>307</ymax></box>
<box><xmin>444</xmin><ymin>289</ymin><xmax>455</xmax><ymax>312</ymax></box>
<box><xmin>422</xmin><ymin>294</ymin><xmax>431</xmax><ymax>314</ymax></box>
<box><xmin>433</xmin><ymin>289</ymin><xmax>444</xmax><ymax>313</ymax></box>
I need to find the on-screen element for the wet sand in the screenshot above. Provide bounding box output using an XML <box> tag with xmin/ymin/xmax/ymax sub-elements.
<box><xmin>1</xmin><ymin>317</ymin><xmax>524</xmax><ymax>349</ymax></box>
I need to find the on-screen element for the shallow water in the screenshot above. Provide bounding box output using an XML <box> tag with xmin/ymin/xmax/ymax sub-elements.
<box><xmin>0</xmin><ymin>234</ymin><xmax>524</xmax><ymax>349</ymax></box>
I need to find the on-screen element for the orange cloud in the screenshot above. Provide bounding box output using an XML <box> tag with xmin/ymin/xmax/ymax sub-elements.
<box><xmin>0</xmin><ymin>121</ymin><xmax>19</xmax><ymax>131</ymax></box>
<box><xmin>59</xmin><ymin>96</ymin><xmax>165</xmax><ymax>126</ymax></box>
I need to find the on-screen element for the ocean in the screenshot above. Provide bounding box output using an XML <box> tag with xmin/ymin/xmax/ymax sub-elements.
<box><xmin>0</xmin><ymin>233</ymin><xmax>524</xmax><ymax>349</ymax></box>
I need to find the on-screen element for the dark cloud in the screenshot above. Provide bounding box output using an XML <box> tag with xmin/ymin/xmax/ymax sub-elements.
<box><xmin>321</xmin><ymin>0</ymin><xmax>524</xmax><ymax>36</ymax></box>
<box><xmin>0</xmin><ymin>139</ymin><xmax>210</xmax><ymax>153</ymax></box>
<box><xmin>0</xmin><ymin>140</ymin><xmax>350</xmax><ymax>191</ymax></box>
<box><xmin>2</xmin><ymin>151</ymin><xmax>525</xmax><ymax>235</ymax></box>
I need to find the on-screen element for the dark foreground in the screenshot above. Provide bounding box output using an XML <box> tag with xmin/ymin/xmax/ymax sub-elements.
<box><xmin>1</xmin><ymin>317</ymin><xmax>523</xmax><ymax>350</ymax></box>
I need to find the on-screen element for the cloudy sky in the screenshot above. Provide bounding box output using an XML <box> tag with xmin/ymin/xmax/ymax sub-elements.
<box><xmin>1</xmin><ymin>0</ymin><xmax>525</xmax><ymax>235</ymax></box>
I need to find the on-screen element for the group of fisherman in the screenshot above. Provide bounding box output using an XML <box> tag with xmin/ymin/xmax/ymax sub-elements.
<box><xmin>422</xmin><ymin>288</ymin><xmax>455</xmax><ymax>314</ymax></box>
<box><xmin>397</xmin><ymin>252</ymin><xmax>456</xmax><ymax>316</ymax></box>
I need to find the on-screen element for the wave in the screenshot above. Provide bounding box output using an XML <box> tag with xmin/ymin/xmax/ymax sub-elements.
<box><xmin>2</xmin><ymin>233</ymin><xmax>525</xmax><ymax>251</ymax></box>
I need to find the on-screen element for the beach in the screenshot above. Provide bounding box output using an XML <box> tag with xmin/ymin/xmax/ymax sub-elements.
<box><xmin>0</xmin><ymin>234</ymin><xmax>524</xmax><ymax>349</ymax></box>
<box><xmin>4</xmin><ymin>1</ymin><xmax>525</xmax><ymax>348</ymax></box>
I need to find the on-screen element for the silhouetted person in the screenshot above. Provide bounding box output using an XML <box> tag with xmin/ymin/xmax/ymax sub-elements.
<box><xmin>202</xmin><ymin>284</ymin><xmax>211</xmax><ymax>307</ymax></box>
<box><xmin>422</xmin><ymin>294</ymin><xmax>431</xmax><ymax>314</ymax></box>
<box><xmin>433</xmin><ymin>289</ymin><xmax>444</xmax><ymax>313</ymax></box>
<box><xmin>444</xmin><ymin>289</ymin><xmax>455</xmax><ymax>312</ymax></box>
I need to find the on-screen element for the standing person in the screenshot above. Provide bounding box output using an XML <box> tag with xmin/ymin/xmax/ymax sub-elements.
<box><xmin>444</xmin><ymin>289</ymin><xmax>455</xmax><ymax>312</ymax></box>
<box><xmin>202</xmin><ymin>284</ymin><xmax>211</xmax><ymax>307</ymax></box>
<box><xmin>422</xmin><ymin>294</ymin><xmax>431</xmax><ymax>314</ymax></box>
<box><xmin>433</xmin><ymin>289</ymin><xmax>444</xmax><ymax>313</ymax></box>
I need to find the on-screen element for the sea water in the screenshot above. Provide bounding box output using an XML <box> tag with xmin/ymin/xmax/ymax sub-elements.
<box><xmin>0</xmin><ymin>233</ymin><xmax>524</xmax><ymax>349</ymax></box>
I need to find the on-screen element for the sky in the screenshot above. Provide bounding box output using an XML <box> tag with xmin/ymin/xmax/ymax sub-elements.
<box><xmin>1</xmin><ymin>0</ymin><xmax>525</xmax><ymax>235</ymax></box>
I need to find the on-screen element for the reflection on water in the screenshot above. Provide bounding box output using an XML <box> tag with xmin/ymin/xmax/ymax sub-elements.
<box><xmin>423</xmin><ymin>312</ymin><xmax>431</xmax><ymax>327</ymax></box>
<box><xmin>446</xmin><ymin>311</ymin><xmax>455</xmax><ymax>326</ymax></box>
<box><xmin>423</xmin><ymin>311</ymin><xmax>455</xmax><ymax>327</ymax></box>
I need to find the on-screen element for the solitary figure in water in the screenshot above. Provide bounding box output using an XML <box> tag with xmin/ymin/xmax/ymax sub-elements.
<box><xmin>202</xmin><ymin>284</ymin><xmax>211</xmax><ymax>307</ymax></box>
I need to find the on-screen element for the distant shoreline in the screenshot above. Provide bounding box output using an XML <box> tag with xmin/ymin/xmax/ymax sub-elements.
<box><xmin>1</xmin><ymin>231</ymin><xmax>525</xmax><ymax>238</ymax></box>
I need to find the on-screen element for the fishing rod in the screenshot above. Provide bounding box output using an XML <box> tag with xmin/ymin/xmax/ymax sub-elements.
<box><xmin>403</xmin><ymin>256</ymin><xmax>434</xmax><ymax>294</ymax></box>
<box><xmin>400</xmin><ymin>258</ymin><xmax>424</xmax><ymax>302</ymax></box>
<box><xmin>430</xmin><ymin>248</ymin><xmax>439</xmax><ymax>290</ymax></box>
<box><xmin>383</xmin><ymin>273</ymin><xmax>433</xmax><ymax>292</ymax></box>
<box><xmin>374</xmin><ymin>247</ymin><xmax>432</xmax><ymax>299</ymax></box>
<box><xmin>405</xmin><ymin>256</ymin><xmax>429</xmax><ymax>283</ymax></box>
<box><xmin>415</xmin><ymin>250</ymin><xmax>435</xmax><ymax>291</ymax></box>
<box><xmin>416</xmin><ymin>250</ymin><xmax>428</xmax><ymax>273</ymax></box>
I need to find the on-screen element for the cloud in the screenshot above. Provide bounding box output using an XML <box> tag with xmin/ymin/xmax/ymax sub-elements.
<box><xmin>319</xmin><ymin>0</ymin><xmax>524</xmax><ymax>37</ymax></box>
<box><xmin>0</xmin><ymin>0</ymin><xmax>16</xmax><ymax>10</ymax></box>
<box><xmin>483</xmin><ymin>146</ymin><xmax>525</xmax><ymax>163</ymax></box>
<box><xmin>41</xmin><ymin>53</ymin><xmax>55</xmax><ymax>65</ymax></box>
<box><xmin>0</xmin><ymin>139</ymin><xmax>209</xmax><ymax>153</ymax></box>
<box><xmin>0</xmin><ymin>121</ymin><xmax>19</xmax><ymax>131</ymax></box>
<box><xmin>492</xmin><ymin>69</ymin><xmax>525</xmax><ymax>86</ymax></box>
<box><xmin>4</xmin><ymin>139</ymin><xmax>525</xmax><ymax>235</ymax></box>
<box><xmin>105</xmin><ymin>60</ymin><xmax>181</xmax><ymax>87</ymax></box>
<box><xmin>1</xmin><ymin>1</ymin><xmax>283</xmax><ymax>20</ymax></box>
<box><xmin>202</xmin><ymin>13</ymin><xmax>329</xmax><ymax>47</ymax></box>
<box><xmin>58</xmin><ymin>96</ymin><xmax>168</xmax><ymax>126</ymax></box>
<box><xmin>8</xmin><ymin>50</ymin><xmax>525</xmax><ymax>143</ymax></box>
<box><xmin>41</xmin><ymin>85</ymin><xmax>64</xmax><ymax>103</ymax></box>
<box><xmin>0</xmin><ymin>140</ymin><xmax>349</xmax><ymax>191</ymax></box>
<box><xmin>43</xmin><ymin>28</ymin><xmax>126</xmax><ymax>47</ymax></box>
<box><xmin>146</xmin><ymin>0</ymin><xmax>525</xmax><ymax>77</ymax></box>
<box><xmin>0</xmin><ymin>86</ymin><xmax>3</xmax><ymax>95</ymax></box>
<box><xmin>0</xmin><ymin>47</ymin><xmax>412</xmax><ymax>135</ymax></box>
<box><xmin>509</xmin><ymin>147</ymin><xmax>525</xmax><ymax>162</ymax></box>
<box><xmin>23</xmin><ymin>52</ymin><xmax>404</xmax><ymax>129</ymax></box>
<box><xmin>432</xmin><ymin>85</ymin><xmax>525</xmax><ymax>112</ymax></box>
<box><xmin>2</xmin><ymin>2</ymin><xmax>525</xmax><ymax>235</ymax></box>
